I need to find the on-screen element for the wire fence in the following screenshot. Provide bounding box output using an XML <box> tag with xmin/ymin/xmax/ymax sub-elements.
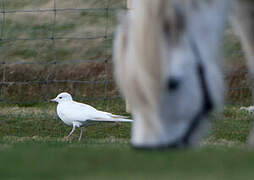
<box><xmin>0</xmin><ymin>0</ymin><xmax>127</xmax><ymax>106</ymax></box>
<box><xmin>0</xmin><ymin>0</ymin><xmax>252</xmax><ymax>106</ymax></box>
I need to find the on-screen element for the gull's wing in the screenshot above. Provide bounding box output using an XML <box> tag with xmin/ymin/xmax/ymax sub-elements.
<box><xmin>73</xmin><ymin>101</ymin><xmax>130</xmax><ymax>119</ymax></box>
<box><xmin>58</xmin><ymin>102</ymin><xmax>109</xmax><ymax>123</ymax></box>
<box><xmin>73</xmin><ymin>101</ymin><xmax>98</xmax><ymax>111</ymax></box>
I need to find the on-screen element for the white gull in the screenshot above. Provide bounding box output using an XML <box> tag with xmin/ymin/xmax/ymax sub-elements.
<box><xmin>51</xmin><ymin>92</ymin><xmax>132</xmax><ymax>141</ymax></box>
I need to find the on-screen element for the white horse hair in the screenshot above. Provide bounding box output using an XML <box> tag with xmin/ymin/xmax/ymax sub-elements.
<box><xmin>113</xmin><ymin>0</ymin><xmax>254</xmax><ymax>149</ymax></box>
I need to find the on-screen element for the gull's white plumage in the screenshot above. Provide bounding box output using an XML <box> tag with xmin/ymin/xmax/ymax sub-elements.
<box><xmin>51</xmin><ymin>92</ymin><xmax>132</xmax><ymax>141</ymax></box>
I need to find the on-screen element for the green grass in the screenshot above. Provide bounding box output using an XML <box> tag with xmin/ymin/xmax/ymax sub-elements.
<box><xmin>0</xmin><ymin>1</ymin><xmax>254</xmax><ymax>179</ymax></box>
<box><xmin>212</xmin><ymin>105</ymin><xmax>253</xmax><ymax>143</ymax></box>
<box><xmin>1</xmin><ymin>142</ymin><xmax>254</xmax><ymax>180</ymax></box>
<box><xmin>1</xmin><ymin>100</ymin><xmax>254</xmax><ymax>179</ymax></box>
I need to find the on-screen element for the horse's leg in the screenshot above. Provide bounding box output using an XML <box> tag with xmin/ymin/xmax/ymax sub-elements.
<box><xmin>231</xmin><ymin>0</ymin><xmax>254</xmax><ymax>147</ymax></box>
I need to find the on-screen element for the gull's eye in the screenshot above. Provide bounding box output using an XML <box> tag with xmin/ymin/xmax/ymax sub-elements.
<box><xmin>59</xmin><ymin>97</ymin><xmax>62</xmax><ymax>99</ymax></box>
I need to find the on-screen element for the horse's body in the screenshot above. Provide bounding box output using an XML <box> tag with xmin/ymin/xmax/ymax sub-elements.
<box><xmin>113</xmin><ymin>0</ymin><xmax>254</xmax><ymax>148</ymax></box>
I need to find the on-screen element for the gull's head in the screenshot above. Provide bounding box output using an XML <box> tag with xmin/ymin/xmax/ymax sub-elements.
<box><xmin>51</xmin><ymin>92</ymin><xmax>73</xmax><ymax>103</ymax></box>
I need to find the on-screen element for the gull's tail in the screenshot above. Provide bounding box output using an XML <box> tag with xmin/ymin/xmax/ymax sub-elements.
<box><xmin>98</xmin><ymin>110</ymin><xmax>130</xmax><ymax>119</ymax></box>
<box><xmin>112</xmin><ymin>118</ymin><xmax>133</xmax><ymax>122</ymax></box>
<box><xmin>91</xmin><ymin>110</ymin><xmax>132</xmax><ymax>122</ymax></box>
<box><xmin>89</xmin><ymin>117</ymin><xmax>133</xmax><ymax>122</ymax></box>
<box><xmin>107</xmin><ymin>114</ymin><xmax>130</xmax><ymax>119</ymax></box>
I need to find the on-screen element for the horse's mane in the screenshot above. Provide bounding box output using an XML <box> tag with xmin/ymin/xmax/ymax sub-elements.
<box><xmin>114</xmin><ymin>0</ymin><xmax>186</xmax><ymax>110</ymax></box>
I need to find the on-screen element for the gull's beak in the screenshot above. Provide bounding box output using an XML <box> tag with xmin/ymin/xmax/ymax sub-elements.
<box><xmin>50</xmin><ymin>98</ymin><xmax>57</xmax><ymax>102</ymax></box>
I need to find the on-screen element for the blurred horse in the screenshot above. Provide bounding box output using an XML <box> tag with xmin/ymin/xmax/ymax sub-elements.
<box><xmin>113</xmin><ymin>0</ymin><xmax>254</xmax><ymax>149</ymax></box>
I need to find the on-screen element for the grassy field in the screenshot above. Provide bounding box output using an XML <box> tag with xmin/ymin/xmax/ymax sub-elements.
<box><xmin>1</xmin><ymin>0</ymin><xmax>254</xmax><ymax>179</ymax></box>
<box><xmin>1</xmin><ymin>99</ymin><xmax>254</xmax><ymax>179</ymax></box>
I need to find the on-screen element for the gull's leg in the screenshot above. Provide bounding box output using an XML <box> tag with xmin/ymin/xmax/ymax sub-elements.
<box><xmin>79</xmin><ymin>127</ymin><xmax>84</xmax><ymax>141</ymax></box>
<box><xmin>66</xmin><ymin>124</ymin><xmax>76</xmax><ymax>138</ymax></box>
